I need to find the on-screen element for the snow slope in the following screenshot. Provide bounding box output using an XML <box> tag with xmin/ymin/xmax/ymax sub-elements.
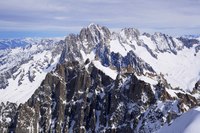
<box><xmin>0</xmin><ymin>38</ymin><xmax>63</xmax><ymax>104</ymax></box>
<box><xmin>109</xmin><ymin>31</ymin><xmax>200</xmax><ymax>91</ymax></box>
<box><xmin>1</xmin><ymin>25</ymin><xmax>200</xmax><ymax>104</ymax></box>
<box><xmin>159</xmin><ymin>107</ymin><xmax>200</xmax><ymax>133</ymax></box>
<box><xmin>93</xmin><ymin>60</ymin><xmax>118</xmax><ymax>80</ymax></box>
<box><xmin>0</xmin><ymin>52</ymin><xmax>60</xmax><ymax>104</ymax></box>
<box><xmin>0</xmin><ymin>24</ymin><xmax>200</xmax><ymax>133</ymax></box>
<box><xmin>0</xmin><ymin>37</ymin><xmax>63</xmax><ymax>50</ymax></box>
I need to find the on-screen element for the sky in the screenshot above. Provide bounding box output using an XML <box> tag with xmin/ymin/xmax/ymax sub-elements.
<box><xmin>0</xmin><ymin>0</ymin><xmax>200</xmax><ymax>38</ymax></box>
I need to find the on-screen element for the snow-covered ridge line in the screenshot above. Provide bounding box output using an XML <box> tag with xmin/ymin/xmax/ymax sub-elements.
<box><xmin>92</xmin><ymin>60</ymin><xmax>118</xmax><ymax>80</ymax></box>
<box><xmin>0</xmin><ymin>37</ymin><xmax>65</xmax><ymax>104</ymax></box>
<box><xmin>0</xmin><ymin>37</ymin><xmax>65</xmax><ymax>50</ymax></box>
<box><xmin>159</xmin><ymin>107</ymin><xmax>200</xmax><ymax>133</ymax></box>
<box><xmin>0</xmin><ymin>23</ymin><xmax>200</xmax><ymax>105</ymax></box>
<box><xmin>0</xmin><ymin>24</ymin><xmax>200</xmax><ymax>133</ymax></box>
<box><xmin>64</xmin><ymin>23</ymin><xmax>200</xmax><ymax>92</ymax></box>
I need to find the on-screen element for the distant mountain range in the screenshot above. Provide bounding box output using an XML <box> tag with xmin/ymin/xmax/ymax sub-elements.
<box><xmin>182</xmin><ymin>34</ymin><xmax>200</xmax><ymax>40</ymax></box>
<box><xmin>0</xmin><ymin>37</ymin><xmax>64</xmax><ymax>50</ymax></box>
<box><xmin>0</xmin><ymin>24</ymin><xmax>200</xmax><ymax>133</ymax></box>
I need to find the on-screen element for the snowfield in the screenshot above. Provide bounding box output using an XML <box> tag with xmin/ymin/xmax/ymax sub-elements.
<box><xmin>159</xmin><ymin>107</ymin><xmax>200</xmax><ymax>133</ymax></box>
<box><xmin>0</xmin><ymin>24</ymin><xmax>200</xmax><ymax>133</ymax></box>
<box><xmin>0</xmin><ymin>26</ymin><xmax>200</xmax><ymax>105</ymax></box>
<box><xmin>93</xmin><ymin>60</ymin><xmax>118</xmax><ymax>80</ymax></box>
<box><xmin>0</xmin><ymin>51</ymin><xmax>60</xmax><ymax>104</ymax></box>
<box><xmin>0</xmin><ymin>38</ymin><xmax>63</xmax><ymax>104</ymax></box>
<box><xmin>108</xmin><ymin>31</ymin><xmax>200</xmax><ymax>91</ymax></box>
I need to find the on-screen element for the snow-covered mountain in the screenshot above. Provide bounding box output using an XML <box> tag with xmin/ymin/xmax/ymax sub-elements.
<box><xmin>0</xmin><ymin>38</ymin><xmax>63</xmax><ymax>50</ymax></box>
<box><xmin>0</xmin><ymin>24</ymin><xmax>200</xmax><ymax>132</ymax></box>
<box><xmin>159</xmin><ymin>107</ymin><xmax>200</xmax><ymax>133</ymax></box>
<box><xmin>182</xmin><ymin>34</ymin><xmax>200</xmax><ymax>40</ymax></box>
<box><xmin>0</xmin><ymin>38</ymin><xmax>65</xmax><ymax>103</ymax></box>
<box><xmin>60</xmin><ymin>24</ymin><xmax>200</xmax><ymax>92</ymax></box>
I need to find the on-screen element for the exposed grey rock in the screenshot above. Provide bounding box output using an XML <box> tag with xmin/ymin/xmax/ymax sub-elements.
<box><xmin>178</xmin><ymin>37</ymin><xmax>199</xmax><ymax>48</ymax></box>
<box><xmin>0</xmin><ymin>102</ymin><xmax>18</xmax><ymax>132</ymax></box>
<box><xmin>0</xmin><ymin>24</ymin><xmax>200</xmax><ymax>133</ymax></box>
<box><xmin>0</xmin><ymin>61</ymin><xmax>198</xmax><ymax>133</ymax></box>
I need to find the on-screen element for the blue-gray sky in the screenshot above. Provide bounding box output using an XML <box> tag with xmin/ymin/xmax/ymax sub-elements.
<box><xmin>0</xmin><ymin>0</ymin><xmax>200</xmax><ymax>38</ymax></box>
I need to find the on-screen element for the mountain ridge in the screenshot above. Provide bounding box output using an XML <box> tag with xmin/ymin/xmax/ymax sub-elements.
<box><xmin>0</xmin><ymin>24</ymin><xmax>200</xmax><ymax>133</ymax></box>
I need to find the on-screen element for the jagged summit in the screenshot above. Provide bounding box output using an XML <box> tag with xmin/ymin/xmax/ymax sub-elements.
<box><xmin>87</xmin><ymin>22</ymin><xmax>98</xmax><ymax>27</ymax></box>
<box><xmin>0</xmin><ymin>24</ymin><xmax>200</xmax><ymax>104</ymax></box>
<box><xmin>80</xmin><ymin>23</ymin><xmax>111</xmax><ymax>44</ymax></box>
<box><xmin>0</xmin><ymin>24</ymin><xmax>200</xmax><ymax>133</ymax></box>
<box><xmin>59</xmin><ymin>24</ymin><xmax>200</xmax><ymax>91</ymax></box>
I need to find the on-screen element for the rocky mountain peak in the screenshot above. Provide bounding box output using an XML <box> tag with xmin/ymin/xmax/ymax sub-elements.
<box><xmin>120</xmin><ymin>28</ymin><xmax>140</xmax><ymax>41</ymax></box>
<box><xmin>0</xmin><ymin>24</ymin><xmax>200</xmax><ymax>133</ymax></box>
<box><xmin>79</xmin><ymin>23</ymin><xmax>111</xmax><ymax>45</ymax></box>
<box><xmin>1</xmin><ymin>57</ymin><xmax>199</xmax><ymax>132</ymax></box>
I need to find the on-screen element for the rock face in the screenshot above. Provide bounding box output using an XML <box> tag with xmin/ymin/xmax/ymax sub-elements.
<box><xmin>0</xmin><ymin>102</ymin><xmax>18</xmax><ymax>132</ymax></box>
<box><xmin>0</xmin><ymin>38</ymin><xmax>64</xmax><ymax>90</ymax></box>
<box><xmin>0</xmin><ymin>61</ymin><xmax>198</xmax><ymax>133</ymax></box>
<box><xmin>59</xmin><ymin>24</ymin><xmax>155</xmax><ymax>75</ymax></box>
<box><xmin>0</xmin><ymin>24</ymin><xmax>200</xmax><ymax>132</ymax></box>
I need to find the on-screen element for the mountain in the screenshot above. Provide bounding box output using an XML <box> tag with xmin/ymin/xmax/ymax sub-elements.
<box><xmin>182</xmin><ymin>34</ymin><xmax>200</xmax><ymax>40</ymax></box>
<box><xmin>0</xmin><ymin>38</ymin><xmax>65</xmax><ymax>103</ymax></box>
<box><xmin>0</xmin><ymin>38</ymin><xmax>64</xmax><ymax>50</ymax></box>
<box><xmin>159</xmin><ymin>107</ymin><xmax>200</xmax><ymax>133</ymax></box>
<box><xmin>59</xmin><ymin>24</ymin><xmax>200</xmax><ymax>92</ymax></box>
<box><xmin>0</xmin><ymin>24</ymin><xmax>200</xmax><ymax>132</ymax></box>
<box><xmin>0</xmin><ymin>38</ymin><xmax>31</xmax><ymax>50</ymax></box>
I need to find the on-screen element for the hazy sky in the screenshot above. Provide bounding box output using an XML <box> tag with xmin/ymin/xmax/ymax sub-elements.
<box><xmin>0</xmin><ymin>0</ymin><xmax>200</xmax><ymax>38</ymax></box>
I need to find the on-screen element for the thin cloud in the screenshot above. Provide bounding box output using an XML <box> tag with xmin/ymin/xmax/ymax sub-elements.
<box><xmin>0</xmin><ymin>0</ymin><xmax>200</xmax><ymax>37</ymax></box>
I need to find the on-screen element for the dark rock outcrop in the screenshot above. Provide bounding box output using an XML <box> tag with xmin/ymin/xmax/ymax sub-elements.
<box><xmin>1</xmin><ymin>24</ymin><xmax>200</xmax><ymax>133</ymax></box>
<box><xmin>1</xmin><ymin>60</ymin><xmax>198</xmax><ymax>133</ymax></box>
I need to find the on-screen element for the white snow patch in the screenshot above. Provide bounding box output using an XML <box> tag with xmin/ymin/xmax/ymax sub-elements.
<box><xmin>0</xmin><ymin>52</ymin><xmax>60</xmax><ymax>104</ymax></box>
<box><xmin>109</xmin><ymin>39</ymin><xmax>130</xmax><ymax>56</ymax></box>
<box><xmin>140</xmin><ymin>35</ymin><xmax>157</xmax><ymax>50</ymax></box>
<box><xmin>141</xmin><ymin>92</ymin><xmax>148</xmax><ymax>103</ymax></box>
<box><xmin>136</xmin><ymin>75</ymin><xmax>158</xmax><ymax>85</ymax></box>
<box><xmin>80</xmin><ymin>50</ymin><xmax>95</xmax><ymax>62</ymax></box>
<box><xmin>92</xmin><ymin>60</ymin><xmax>118</xmax><ymax>80</ymax></box>
<box><xmin>165</xmin><ymin>88</ymin><xmax>178</xmax><ymax>98</ymax></box>
<box><xmin>132</xmin><ymin>43</ymin><xmax>200</xmax><ymax>91</ymax></box>
<box><xmin>159</xmin><ymin>107</ymin><xmax>200</xmax><ymax>133</ymax></box>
